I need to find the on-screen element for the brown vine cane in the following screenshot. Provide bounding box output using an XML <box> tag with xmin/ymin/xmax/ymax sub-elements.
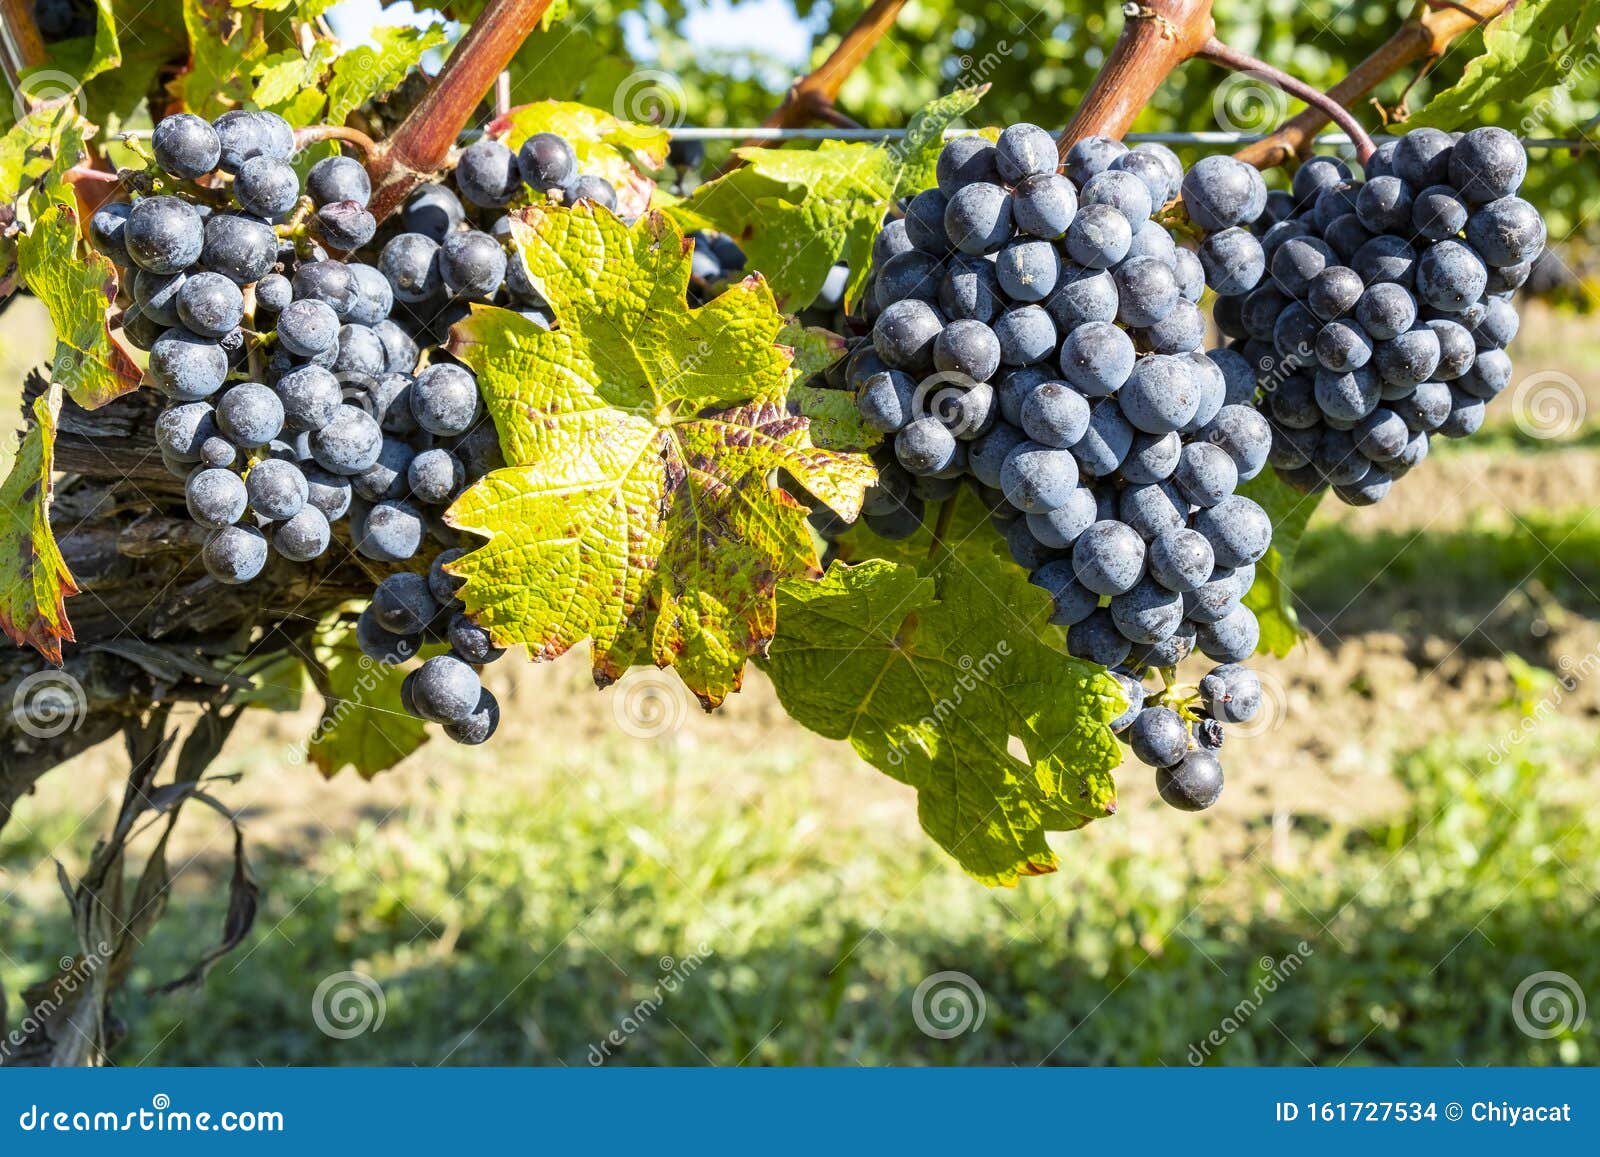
<box><xmin>1057</xmin><ymin>0</ymin><xmax>1375</xmax><ymax>167</ymax></box>
<box><xmin>365</xmin><ymin>0</ymin><xmax>556</xmax><ymax>224</ymax></box>
<box><xmin>1234</xmin><ymin>0</ymin><xmax>1512</xmax><ymax>168</ymax></box>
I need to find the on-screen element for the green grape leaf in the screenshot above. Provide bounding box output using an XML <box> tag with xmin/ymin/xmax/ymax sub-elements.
<box><xmin>0</xmin><ymin>384</ymin><xmax>79</xmax><ymax>664</ymax></box>
<box><xmin>325</xmin><ymin>22</ymin><xmax>448</xmax><ymax>126</ymax></box>
<box><xmin>779</xmin><ymin>322</ymin><xmax>880</xmax><ymax>453</ymax></box>
<box><xmin>1239</xmin><ymin>470</ymin><xmax>1323</xmax><ymax>658</ymax></box>
<box><xmin>252</xmin><ymin>42</ymin><xmax>336</xmax><ymax>120</ymax></box>
<box><xmin>1409</xmin><ymin>0</ymin><xmax>1600</xmax><ymax>129</ymax></box>
<box><xmin>17</xmin><ymin>203</ymin><xmax>143</xmax><ymax>410</ymax></box>
<box><xmin>306</xmin><ymin>625</ymin><xmax>430</xmax><ymax>779</ymax></box>
<box><xmin>489</xmin><ymin>100</ymin><xmax>670</xmax><ymax>221</ymax></box>
<box><xmin>445</xmin><ymin>202</ymin><xmax>877</xmax><ymax>707</ymax></box>
<box><xmin>84</xmin><ymin>0</ymin><xmax>124</xmax><ymax>82</ymax></box>
<box><xmin>765</xmin><ymin>547</ymin><xmax>1124</xmax><ymax>887</ymax></box>
<box><xmin>181</xmin><ymin>0</ymin><xmax>269</xmax><ymax>116</ymax></box>
<box><xmin>676</xmin><ymin>86</ymin><xmax>986</xmax><ymax>311</ymax></box>
<box><xmin>1</xmin><ymin>102</ymin><xmax>88</xmax><ymax>219</ymax></box>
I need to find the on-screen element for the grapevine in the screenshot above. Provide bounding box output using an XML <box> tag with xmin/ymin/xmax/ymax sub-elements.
<box><xmin>0</xmin><ymin>0</ymin><xmax>1586</xmax><ymax>1063</ymax></box>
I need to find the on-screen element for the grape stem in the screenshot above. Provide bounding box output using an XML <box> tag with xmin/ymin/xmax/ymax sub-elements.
<box><xmin>1196</xmin><ymin>36</ymin><xmax>1376</xmax><ymax>164</ymax></box>
<box><xmin>1232</xmin><ymin>0</ymin><xmax>1512</xmax><ymax>167</ymax></box>
<box><xmin>1056</xmin><ymin>0</ymin><xmax>1218</xmax><ymax>159</ymax></box>
<box><xmin>927</xmin><ymin>497</ymin><xmax>958</xmax><ymax>561</ymax></box>
<box><xmin>294</xmin><ymin>124</ymin><xmax>380</xmax><ymax>159</ymax></box>
<box><xmin>366</xmin><ymin>0</ymin><xmax>555</xmax><ymax>224</ymax></box>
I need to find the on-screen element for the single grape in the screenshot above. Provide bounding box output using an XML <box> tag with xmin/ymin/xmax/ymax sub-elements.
<box><xmin>1110</xmin><ymin>577</ymin><xmax>1184</xmax><ymax>644</ymax></box>
<box><xmin>995</xmin><ymin>238</ymin><xmax>1061</xmax><ymax>303</ymax></box>
<box><xmin>936</xmin><ymin>135</ymin><xmax>1002</xmax><ymax>194</ymax></box>
<box><xmin>310</xmin><ymin>404</ymin><xmax>384</xmax><ymax>475</ymax></box>
<box><xmin>201</xmin><ymin>213</ymin><xmax>276</xmax><ymax>285</ymax></box>
<box><xmin>272</xmin><ymin>504</ymin><xmax>331</xmax><ymax>562</ymax></box>
<box><xmin>124</xmin><ymin>196</ymin><xmax>204</xmax><ymax>274</ymax></box>
<box><xmin>356</xmin><ymin>499</ymin><xmax>425</xmax><ymax>562</ymax></box>
<box><xmin>440</xmin><ymin>230</ymin><xmax>508</xmax><ymax>299</ymax></box>
<box><xmin>216</xmin><ymin>382</ymin><xmax>284</xmax><ymax>447</ymax></box>
<box><xmin>410</xmin><ymin>363</ymin><xmax>481</xmax><ymax>436</ymax></box>
<box><xmin>1114</xmin><ymin>255</ymin><xmax>1179</xmax><ymax>327</ymax></box>
<box><xmin>1072</xmin><ymin>519</ymin><xmax>1145</xmax><ymax>596</ymax></box>
<box><xmin>1064</xmin><ymin>136</ymin><xmax>1127</xmax><ymax>186</ymax></box>
<box><xmin>992</xmin><ymin>122</ymin><xmax>1056</xmax><ymax>183</ymax></box>
<box><xmin>1393</xmin><ymin>127</ymin><xmax>1454</xmax><ymax>188</ymax></box>
<box><xmin>455</xmin><ymin>139</ymin><xmax>522</xmax><ymax>208</ymax></box>
<box><xmin>448</xmin><ymin>612</ymin><xmax>505</xmax><ymax>665</ymax></box>
<box><xmin>993</xmin><ymin>305</ymin><xmax>1056</xmax><ymax>366</ymax></box>
<box><xmin>1195</xmin><ymin>604</ymin><xmax>1259</xmax><ymax>663</ymax></box>
<box><xmin>1011</xmin><ymin>172</ymin><xmax>1077</xmax><ymax>239</ymax></box>
<box><xmin>1449</xmin><ymin>126</ymin><xmax>1526</xmax><ymax>203</ymax></box>
<box><xmin>353</xmin><ymin>437</ymin><xmax>417</xmax><ymax>502</ymax></box>
<box><xmin>1066</xmin><ymin>608</ymin><xmax>1132</xmax><ymax>667</ymax></box>
<box><xmin>873</xmin><ymin>299</ymin><xmax>943</xmax><ymax>371</ymax></box>
<box><xmin>381</xmin><ymin>233</ymin><xmax>444</xmax><ymax>303</ymax></box>
<box><xmin>1120</xmin><ymin>430</ymin><xmax>1181</xmax><ymax>485</ymax></box>
<box><xmin>1156</xmin><ymin>750</ymin><xmax>1224</xmax><ymax>810</ymax></box>
<box><xmin>895</xmin><ymin>416</ymin><xmax>959</xmax><ymax>476</ymax></box>
<box><xmin>186</xmin><ymin>467</ymin><xmax>248</xmax><ymax>529</ymax></box>
<box><xmin>1118</xmin><ymin>355</ymin><xmax>1199</xmax><ymax>435</ymax></box>
<box><xmin>857</xmin><ymin>369</ymin><xmax>918</xmax><ymax>433</ymax></box>
<box><xmin>202</xmin><ymin>524</ymin><xmax>270</xmax><ymax>585</ymax></box>
<box><xmin>1020</xmin><ymin>381</ymin><xmax>1091</xmax><ymax>449</ymax></box>
<box><xmin>410</xmin><ymin>654</ymin><xmax>483</xmax><ymax>724</ymax></box>
<box><xmin>1172</xmin><ymin>441</ymin><xmax>1238</xmax><ymax>507</ymax></box>
<box><xmin>1058</xmin><ymin>320</ymin><xmax>1134</xmax><ymax>397</ymax></box>
<box><xmin>429</xmin><ymin>547</ymin><xmax>469</xmax><ymax>607</ymax></box>
<box><xmin>1193</xmin><ymin>494</ymin><xmax>1271</xmax><ymax>568</ymax></box>
<box><xmin>1026</xmin><ymin>486</ymin><xmax>1098</xmax><ymax>548</ymax></box>
<box><xmin>933</xmin><ymin>318</ymin><xmax>1002</xmax><ymax>382</ymax></box>
<box><xmin>1129</xmin><ymin>706</ymin><xmax>1188</xmax><ymax>768</ymax></box>
<box><xmin>152</xmin><ymin>113</ymin><xmax>221</xmax><ymax>179</ymax></box>
<box><xmin>409</xmin><ymin>448</ymin><xmax>466</xmax><ymax>504</ymax></box>
<box><xmin>1063</xmin><ymin>203</ymin><xmax>1132</xmax><ymax>269</ymax></box>
<box><xmin>1198</xmin><ymin>227</ymin><xmax>1265</xmax><ymax>297</ymax></box>
<box><xmin>944</xmin><ymin>182</ymin><xmax>1013</xmax><ymax>254</ymax></box>
<box><xmin>1147</xmin><ymin>527</ymin><xmax>1215</xmax><ymax>593</ymax></box>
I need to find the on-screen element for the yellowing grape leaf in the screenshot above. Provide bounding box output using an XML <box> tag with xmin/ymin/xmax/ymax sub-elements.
<box><xmin>1238</xmin><ymin>470</ymin><xmax>1323</xmax><ymax>658</ymax></box>
<box><xmin>445</xmin><ymin>202</ymin><xmax>876</xmax><ymax>708</ymax></box>
<box><xmin>489</xmin><ymin>100</ymin><xmax>671</xmax><ymax>221</ymax></box>
<box><xmin>18</xmin><ymin>203</ymin><xmax>142</xmax><ymax>410</ymax></box>
<box><xmin>676</xmin><ymin>86</ymin><xmax>986</xmax><ymax>311</ymax></box>
<box><xmin>0</xmin><ymin>384</ymin><xmax>79</xmax><ymax>664</ymax></box>
<box><xmin>765</xmin><ymin>547</ymin><xmax>1124</xmax><ymax>886</ymax></box>
<box><xmin>179</xmin><ymin>0</ymin><xmax>268</xmax><ymax>116</ymax></box>
<box><xmin>305</xmin><ymin>622</ymin><xmax>431</xmax><ymax>779</ymax></box>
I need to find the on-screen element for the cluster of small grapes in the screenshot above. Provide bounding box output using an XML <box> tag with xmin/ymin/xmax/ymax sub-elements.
<box><xmin>827</xmin><ymin>126</ymin><xmax>1281</xmax><ymax>810</ymax></box>
<box><xmin>380</xmin><ymin>128</ymin><xmax>622</xmax><ymax>341</ymax></box>
<box><xmin>1232</xmin><ymin>127</ymin><xmax>1543</xmax><ymax>504</ymax></box>
<box><xmin>86</xmin><ymin>109</ymin><xmax>600</xmax><ymax>746</ymax></box>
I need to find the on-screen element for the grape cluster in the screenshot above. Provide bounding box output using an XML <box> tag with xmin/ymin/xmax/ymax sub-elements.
<box><xmin>88</xmin><ymin>111</ymin><xmax>621</xmax><ymax>746</ymax></box>
<box><xmin>832</xmin><ymin>126</ymin><xmax>1281</xmax><ymax>810</ymax></box>
<box><xmin>1235</xmin><ymin>127</ymin><xmax>1543</xmax><ymax>504</ymax></box>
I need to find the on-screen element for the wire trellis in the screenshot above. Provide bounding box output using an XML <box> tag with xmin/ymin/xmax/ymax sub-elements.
<box><xmin>109</xmin><ymin>126</ymin><xmax>1594</xmax><ymax>150</ymax></box>
<box><xmin>661</xmin><ymin>127</ymin><xmax>1593</xmax><ymax>150</ymax></box>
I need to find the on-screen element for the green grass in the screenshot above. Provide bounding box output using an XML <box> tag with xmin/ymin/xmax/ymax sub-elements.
<box><xmin>2</xmin><ymin>733</ymin><xmax>1595</xmax><ymax>1067</ymax></box>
